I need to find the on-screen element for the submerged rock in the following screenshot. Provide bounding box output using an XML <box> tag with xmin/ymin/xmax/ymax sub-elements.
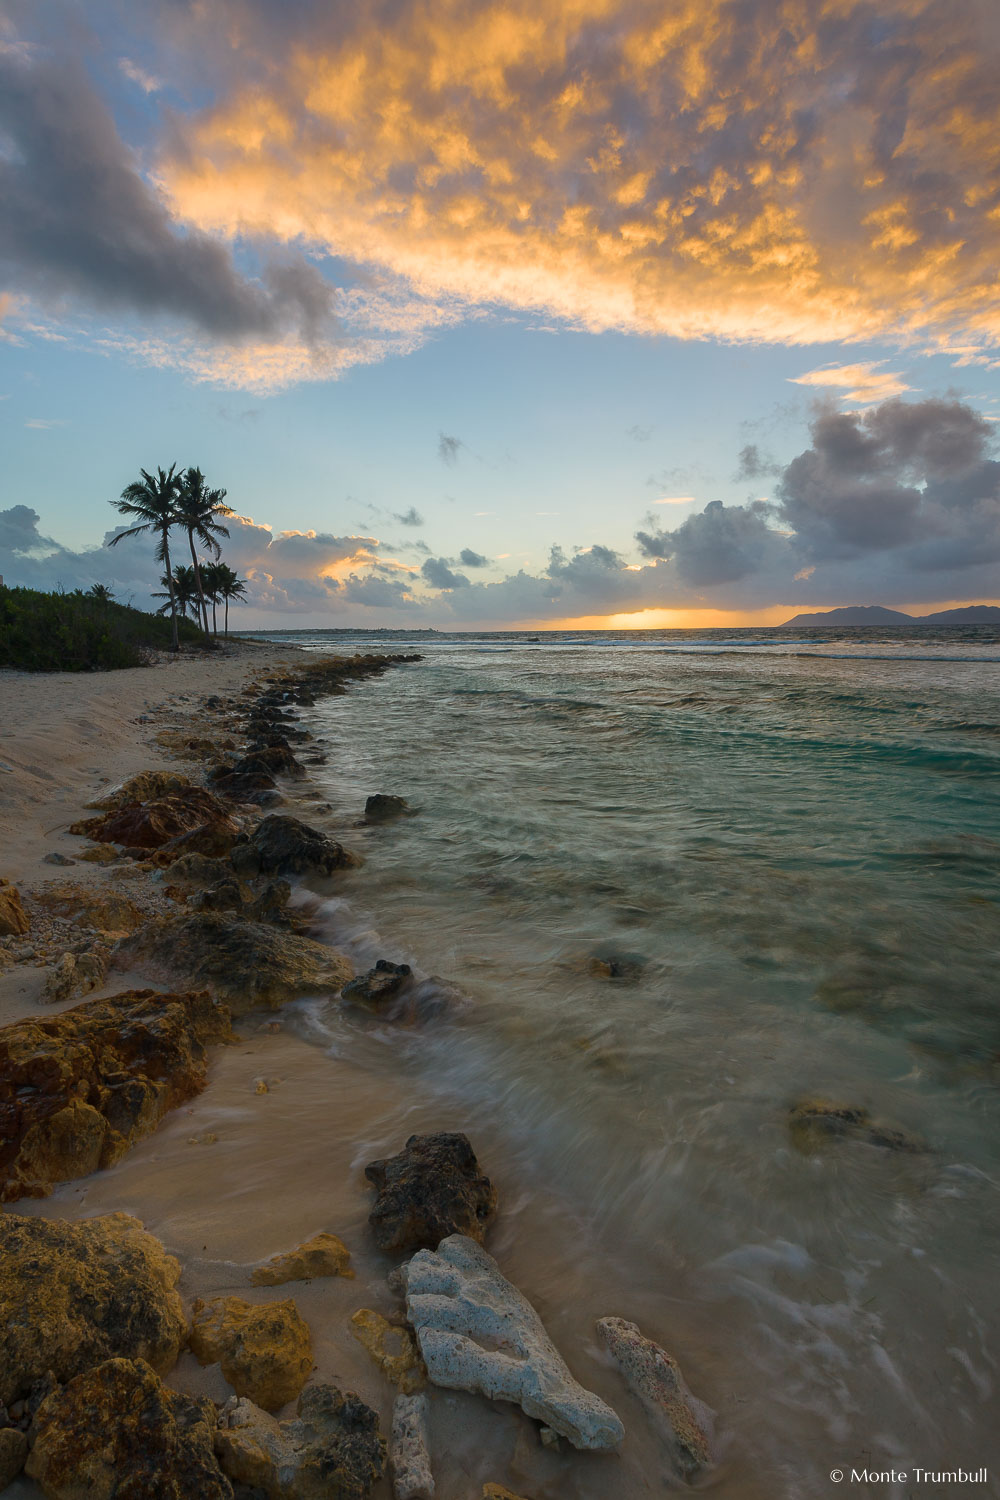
<box><xmin>231</xmin><ymin>815</ymin><xmax>360</xmax><ymax>879</ymax></box>
<box><xmin>341</xmin><ymin>960</ymin><xmax>412</xmax><ymax>1008</ymax></box>
<box><xmin>116</xmin><ymin>912</ymin><xmax>352</xmax><ymax>1014</ymax></box>
<box><xmin>190</xmin><ymin>1295</ymin><xmax>313</xmax><ymax>1411</ymax></box>
<box><xmin>26</xmin><ymin>1357</ymin><xmax>232</xmax><ymax>1500</ymax></box>
<box><xmin>364</xmin><ymin>794</ymin><xmax>411</xmax><ymax>823</ymax></box>
<box><xmin>252</xmin><ymin>1233</ymin><xmax>354</xmax><ymax>1286</ymax></box>
<box><xmin>402</xmin><ymin>1235</ymin><xmax>624</xmax><ymax>1452</ymax></box>
<box><xmin>364</xmin><ymin>1133</ymin><xmax>498</xmax><ymax>1254</ymax></box>
<box><xmin>390</xmin><ymin>1392</ymin><xmax>433</xmax><ymax>1500</ymax></box>
<box><xmin>0</xmin><ymin>1213</ymin><xmax>186</xmax><ymax>1406</ymax></box>
<box><xmin>788</xmin><ymin>1098</ymin><xmax>928</xmax><ymax>1153</ymax></box>
<box><xmin>0</xmin><ymin>880</ymin><xmax>30</xmax><ymax>937</ymax></box>
<box><xmin>350</xmin><ymin>1309</ymin><xmax>425</xmax><ymax>1394</ymax></box>
<box><xmin>597</xmin><ymin>1316</ymin><xmax>714</xmax><ymax>1478</ymax></box>
<box><xmin>215</xmin><ymin>1385</ymin><xmax>386</xmax><ymax>1500</ymax></box>
<box><xmin>0</xmin><ymin>988</ymin><xmax>232</xmax><ymax>1201</ymax></box>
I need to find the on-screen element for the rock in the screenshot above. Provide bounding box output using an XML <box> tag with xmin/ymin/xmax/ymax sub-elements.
<box><xmin>215</xmin><ymin>1385</ymin><xmax>386</xmax><ymax>1500</ymax></box>
<box><xmin>342</xmin><ymin>960</ymin><xmax>412</xmax><ymax>1008</ymax></box>
<box><xmin>228</xmin><ymin>747</ymin><xmax>305</xmax><ymax>780</ymax></box>
<box><xmin>402</xmin><ymin>1235</ymin><xmax>624</xmax><ymax>1452</ymax></box>
<box><xmin>26</xmin><ymin>1357</ymin><xmax>233</xmax><ymax>1499</ymax></box>
<box><xmin>365</xmin><ymin>1133</ymin><xmax>498</xmax><ymax>1254</ymax></box>
<box><xmin>188</xmin><ymin>876</ymin><xmax>256</xmax><ymax>914</ymax></box>
<box><xmin>190</xmin><ymin>1296</ymin><xmax>313</xmax><ymax>1411</ymax></box>
<box><xmin>77</xmin><ymin>843</ymin><xmax>121</xmax><ymax>864</ymax></box>
<box><xmin>596</xmin><ymin>1317</ymin><xmax>714</xmax><ymax>1478</ymax></box>
<box><xmin>364</xmin><ymin>795</ymin><xmax>411</xmax><ymax>823</ymax></box>
<box><xmin>43</xmin><ymin>852</ymin><xmax>76</xmax><ymax>866</ymax></box>
<box><xmin>0</xmin><ymin>1427</ymin><xmax>28</xmax><ymax>1488</ymax></box>
<box><xmin>350</xmin><ymin>1310</ymin><xmax>425</xmax><ymax>1394</ymax></box>
<box><xmin>0</xmin><ymin>988</ymin><xmax>231</xmax><ymax>1201</ymax></box>
<box><xmin>252</xmin><ymin>1233</ymin><xmax>354</xmax><ymax>1286</ymax></box>
<box><xmin>482</xmin><ymin>1488</ymin><xmax>528</xmax><ymax>1500</ymax></box>
<box><xmin>85</xmin><ymin>770</ymin><xmax>195</xmax><ymax>810</ymax></box>
<box><xmin>116</xmin><ymin>913</ymin><xmax>352</xmax><ymax>1014</ymax></box>
<box><xmin>39</xmin><ymin>946</ymin><xmax>108</xmax><ymax>1004</ymax></box>
<box><xmin>71</xmin><ymin>785</ymin><xmax>234</xmax><ymax>851</ymax></box>
<box><xmin>390</xmin><ymin>1392</ymin><xmax>433</xmax><ymax>1500</ymax></box>
<box><xmin>0</xmin><ymin>881</ymin><xmax>30</xmax><ymax>937</ymax></box>
<box><xmin>159</xmin><ymin>816</ymin><xmax>242</xmax><ymax>860</ymax></box>
<box><xmin>788</xmin><ymin>1099</ymin><xmax>928</xmax><ymax>1153</ymax></box>
<box><xmin>586</xmin><ymin>952</ymin><xmax>645</xmax><ymax>982</ymax></box>
<box><xmin>211</xmin><ymin>771</ymin><xmax>280</xmax><ymax>802</ymax></box>
<box><xmin>34</xmin><ymin>881</ymin><xmax>145</xmax><ymax>935</ymax></box>
<box><xmin>231</xmin><ymin>815</ymin><xmax>360</xmax><ymax>879</ymax></box>
<box><xmin>0</xmin><ymin>1213</ymin><xmax>186</xmax><ymax>1406</ymax></box>
<box><xmin>163</xmin><ymin>852</ymin><xmax>234</xmax><ymax>886</ymax></box>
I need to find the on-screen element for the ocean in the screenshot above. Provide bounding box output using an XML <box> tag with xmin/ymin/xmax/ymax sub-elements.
<box><xmin>244</xmin><ymin>625</ymin><xmax>1000</xmax><ymax>1495</ymax></box>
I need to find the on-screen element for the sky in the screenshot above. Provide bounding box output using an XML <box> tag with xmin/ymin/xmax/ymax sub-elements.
<box><xmin>2</xmin><ymin>0</ymin><xmax>1000</xmax><ymax>629</ymax></box>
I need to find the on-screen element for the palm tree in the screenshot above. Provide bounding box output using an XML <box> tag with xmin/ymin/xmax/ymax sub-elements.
<box><xmin>152</xmin><ymin>565</ymin><xmax>199</xmax><ymax>622</ymax></box>
<box><xmin>201</xmin><ymin>559</ymin><xmax>222</xmax><ymax>635</ymax></box>
<box><xmin>87</xmin><ymin>582</ymin><xmax>114</xmax><ymax>607</ymax></box>
<box><xmin>216</xmin><ymin>564</ymin><xmax>248</xmax><ymax>636</ymax></box>
<box><xmin>108</xmin><ymin>465</ymin><xmax>182</xmax><ymax>650</ymax></box>
<box><xmin>176</xmin><ymin>468</ymin><xmax>233</xmax><ymax>637</ymax></box>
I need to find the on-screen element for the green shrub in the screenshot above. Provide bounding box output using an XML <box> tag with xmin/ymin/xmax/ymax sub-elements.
<box><xmin>0</xmin><ymin>586</ymin><xmax>204</xmax><ymax>672</ymax></box>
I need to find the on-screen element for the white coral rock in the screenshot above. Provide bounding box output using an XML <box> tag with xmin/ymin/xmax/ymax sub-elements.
<box><xmin>401</xmin><ymin>1235</ymin><xmax>623</xmax><ymax>1452</ymax></box>
<box><xmin>597</xmin><ymin>1316</ymin><xmax>715</xmax><ymax>1478</ymax></box>
<box><xmin>391</xmin><ymin>1392</ymin><xmax>434</xmax><ymax>1499</ymax></box>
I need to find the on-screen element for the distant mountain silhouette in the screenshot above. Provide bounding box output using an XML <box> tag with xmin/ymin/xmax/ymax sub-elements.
<box><xmin>782</xmin><ymin>604</ymin><xmax>1000</xmax><ymax>626</ymax></box>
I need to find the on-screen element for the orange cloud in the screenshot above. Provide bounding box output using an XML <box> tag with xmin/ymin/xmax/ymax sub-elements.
<box><xmin>158</xmin><ymin>0</ymin><xmax>1000</xmax><ymax>362</ymax></box>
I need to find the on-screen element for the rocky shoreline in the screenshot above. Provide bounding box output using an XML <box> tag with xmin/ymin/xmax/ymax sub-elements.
<box><xmin>0</xmin><ymin>650</ymin><xmax>713</xmax><ymax>1499</ymax></box>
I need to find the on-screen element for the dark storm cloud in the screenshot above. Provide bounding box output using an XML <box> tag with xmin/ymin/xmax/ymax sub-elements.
<box><xmin>635</xmin><ymin>501</ymin><xmax>779</xmax><ymax>585</ymax></box>
<box><xmin>0</xmin><ymin>51</ymin><xmax>337</xmax><ymax>342</ymax></box>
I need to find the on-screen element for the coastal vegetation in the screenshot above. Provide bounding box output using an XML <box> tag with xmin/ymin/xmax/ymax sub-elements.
<box><xmin>0</xmin><ymin>583</ymin><xmax>203</xmax><ymax>672</ymax></box>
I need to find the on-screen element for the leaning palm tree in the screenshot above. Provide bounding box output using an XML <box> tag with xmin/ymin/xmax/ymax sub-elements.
<box><xmin>108</xmin><ymin>465</ymin><xmax>182</xmax><ymax>650</ymax></box>
<box><xmin>215</xmin><ymin>564</ymin><xmax>248</xmax><ymax>636</ymax></box>
<box><xmin>176</xmin><ymin>469</ymin><xmax>233</xmax><ymax>636</ymax></box>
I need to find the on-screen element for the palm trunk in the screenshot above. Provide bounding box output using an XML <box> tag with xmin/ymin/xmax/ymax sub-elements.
<box><xmin>161</xmin><ymin>529</ymin><xmax>179</xmax><ymax>652</ymax></box>
<box><xmin>224</xmin><ymin>597</ymin><xmax>229</xmax><ymax>636</ymax></box>
<box><xmin>212</xmin><ymin>596</ymin><xmax>218</xmax><ymax>634</ymax></box>
<box><xmin>187</xmin><ymin>532</ymin><xmax>211</xmax><ymax>637</ymax></box>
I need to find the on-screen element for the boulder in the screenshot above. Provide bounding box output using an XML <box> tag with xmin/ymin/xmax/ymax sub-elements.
<box><xmin>211</xmin><ymin>770</ymin><xmax>280</xmax><ymax>802</ymax></box>
<box><xmin>71</xmin><ymin>785</ymin><xmax>234</xmax><ymax>851</ymax></box>
<box><xmin>0</xmin><ymin>988</ymin><xmax>232</xmax><ymax>1201</ymax></box>
<box><xmin>77</xmin><ymin>843</ymin><xmax>121</xmax><ymax>864</ymax></box>
<box><xmin>788</xmin><ymin>1099</ymin><xmax>928</xmax><ymax>1153</ymax></box>
<box><xmin>231</xmin><ymin>816</ymin><xmax>359</xmax><ymax>879</ymax></box>
<box><xmin>390</xmin><ymin>1393</ymin><xmax>433</xmax><ymax>1500</ymax></box>
<box><xmin>43</xmin><ymin>852</ymin><xmax>76</xmax><ymax>866</ymax></box>
<box><xmin>228</xmin><ymin>747</ymin><xmax>305</xmax><ymax>780</ymax></box>
<box><xmin>162</xmin><ymin>852</ymin><xmax>233</xmax><ymax>886</ymax></box>
<box><xmin>33</xmin><ymin>881</ymin><xmax>145</xmax><ymax>935</ymax></box>
<box><xmin>364</xmin><ymin>795</ymin><xmax>410</xmax><ymax>823</ymax></box>
<box><xmin>364</xmin><ymin>1133</ymin><xmax>497</xmax><ymax>1254</ymax></box>
<box><xmin>342</xmin><ymin>960</ymin><xmax>412</xmax><ymax>1008</ymax></box>
<box><xmin>0</xmin><ymin>1428</ymin><xmax>28</xmax><ymax>1489</ymax></box>
<box><xmin>402</xmin><ymin>1235</ymin><xmax>624</xmax><ymax>1452</ymax></box>
<box><xmin>26</xmin><ymin>1357</ymin><xmax>232</xmax><ymax>1499</ymax></box>
<box><xmin>116</xmin><ymin>913</ymin><xmax>352</xmax><ymax>1014</ymax></box>
<box><xmin>0</xmin><ymin>1213</ymin><xmax>186</xmax><ymax>1406</ymax></box>
<box><xmin>39</xmin><ymin>946</ymin><xmax>108</xmax><ymax>1005</ymax></box>
<box><xmin>252</xmin><ymin>1233</ymin><xmax>354</xmax><ymax>1286</ymax></box>
<box><xmin>158</xmin><ymin>817</ymin><xmax>241</xmax><ymax>861</ymax></box>
<box><xmin>215</xmin><ymin>1385</ymin><xmax>386</xmax><ymax>1500</ymax></box>
<box><xmin>596</xmin><ymin>1316</ymin><xmax>714</xmax><ymax>1478</ymax></box>
<box><xmin>190</xmin><ymin>1296</ymin><xmax>313</xmax><ymax>1411</ymax></box>
<box><xmin>86</xmin><ymin>770</ymin><xmax>194</xmax><ymax>811</ymax></box>
<box><xmin>350</xmin><ymin>1309</ymin><xmax>425</xmax><ymax>1394</ymax></box>
<box><xmin>0</xmin><ymin>880</ymin><xmax>29</xmax><ymax>937</ymax></box>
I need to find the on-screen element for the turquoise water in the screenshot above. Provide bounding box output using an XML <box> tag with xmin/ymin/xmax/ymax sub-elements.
<box><xmin>257</xmin><ymin>627</ymin><xmax>1000</xmax><ymax>1496</ymax></box>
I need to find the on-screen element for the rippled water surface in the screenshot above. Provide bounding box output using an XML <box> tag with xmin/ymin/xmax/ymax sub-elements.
<box><xmin>253</xmin><ymin>627</ymin><xmax>1000</xmax><ymax>1496</ymax></box>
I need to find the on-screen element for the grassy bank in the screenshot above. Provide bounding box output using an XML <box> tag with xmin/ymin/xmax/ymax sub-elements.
<box><xmin>0</xmin><ymin>586</ymin><xmax>204</xmax><ymax>672</ymax></box>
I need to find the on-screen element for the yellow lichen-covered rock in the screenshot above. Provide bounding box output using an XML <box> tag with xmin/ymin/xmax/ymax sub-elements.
<box><xmin>26</xmin><ymin>1357</ymin><xmax>233</xmax><ymax>1500</ymax></box>
<box><xmin>34</xmin><ymin>881</ymin><xmax>145</xmax><ymax>935</ymax></box>
<box><xmin>215</xmin><ymin>1386</ymin><xmax>386</xmax><ymax>1499</ymax></box>
<box><xmin>349</xmin><ymin>1309</ymin><xmax>425</xmax><ymax>1394</ymax></box>
<box><xmin>0</xmin><ymin>1427</ymin><xmax>29</xmax><ymax>1489</ymax></box>
<box><xmin>483</xmin><ymin>1486</ymin><xmax>530</xmax><ymax>1500</ymax></box>
<box><xmin>85</xmin><ymin>771</ymin><xmax>195</xmax><ymax>810</ymax></box>
<box><xmin>0</xmin><ymin>1213</ymin><xmax>187</xmax><ymax>1407</ymax></box>
<box><xmin>77</xmin><ymin>843</ymin><xmax>122</xmax><ymax>863</ymax></box>
<box><xmin>40</xmin><ymin>947</ymin><xmax>108</xmax><ymax>1004</ymax></box>
<box><xmin>190</xmin><ymin>1296</ymin><xmax>313</xmax><ymax>1412</ymax></box>
<box><xmin>252</xmin><ymin>1233</ymin><xmax>354</xmax><ymax>1287</ymax></box>
<box><xmin>0</xmin><ymin>988</ymin><xmax>232</xmax><ymax>1202</ymax></box>
<box><xmin>0</xmin><ymin>880</ymin><xmax>30</xmax><ymax>936</ymax></box>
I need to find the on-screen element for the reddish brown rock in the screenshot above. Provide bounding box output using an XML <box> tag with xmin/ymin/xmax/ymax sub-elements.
<box><xmin>71</xmin><ymin>784</ymin><xmax>234</xmax><ymax>851</ymax></box>
<box><xmin>365</xmin><ymin>1133</ymin><xmax>498</xmax><ymax>1255</ymax></box>
<box><xmin>0</xmin><ymin>988</ymin><xmax>232</xmax><ymax>1201</ymax></box>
